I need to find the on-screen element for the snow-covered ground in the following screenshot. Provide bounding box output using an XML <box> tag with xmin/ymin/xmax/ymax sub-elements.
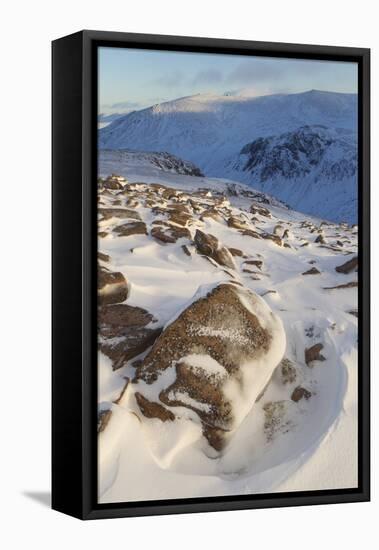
<box><xmin>97</xmin><ymin>155</ymin><xmax>358</xmax><ymax>503</ymax></box>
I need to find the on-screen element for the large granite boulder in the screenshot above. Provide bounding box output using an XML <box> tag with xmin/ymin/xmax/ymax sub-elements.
<box><xmin>134</xmin><ymin>282</ymin><xmax>285</xmax><ymax>451</ymax></box>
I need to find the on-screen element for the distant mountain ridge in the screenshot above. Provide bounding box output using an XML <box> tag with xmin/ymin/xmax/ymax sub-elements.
<box><xmin>99</xmin><ymin>90</ymin><xmax>358</xmax><ymax>222</ymax></box>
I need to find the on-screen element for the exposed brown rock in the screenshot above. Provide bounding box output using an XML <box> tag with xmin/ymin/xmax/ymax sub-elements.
<box><xmin>250</xmin><ymin>203</ymin><xmax>271</xmax><ymax>218</ymax></box>
<box><xmin>244</xmin><ymin>259</ymin><xmax>263</xmax><ymax>270</ymax></box>
<box><xmin>151</xmin><ymin>224</ymin><xmax>191</xmax><ymax>243</ymax></box>
<box><xmin>261</xmin><ymin>232</ymin><xmax>282</xmax><ymax>246</ymax></box>
<box><xmin>98</xmin><ymin>251</ymin><xmax>110</xmax><ymax>263</ymax></box>
<box><xmin>98</xmin><ymin>304</ymin><xmax>162</xmax><ymax>369</ymax></box>
<box><xmin>99</xmin><ymin>207</ymin><xmax>141</xmax><ymax>221</ymax></box>
<box><xmin>291</xmin><ymin>386</ymin><xmax>312</xmax><ymax>402</ymax></box>
<box><xmin>305</xmin><ymin>343</ymin><xmax>326</xmax><ymax>366</ymax></box>
<box><xmin>200</xmin><ymin>208</ymin><xmax>223</xmax><ymax>222</ymax></box>
<box><xmin>315</xmin><ymin>234</ymin><xmax>326</xmax><ymax>244</ymax></box>
<box><xmin>135</xmin><ymin>283</ymin><xmax>276</xmax><ymax>449</ymax></box>
<box><xmin>302</xmin><ymin>267</ymin><xmax>321</xmax><ymax>275</ymax></box>
<box><xmin>98</xmin><ymin>266</ymin><xmax>128</xmax><ymax>305</ymax></box>
<box><xmin>347</xmin><ymin>309</ymin><xmax>358</xmax><ymax>318</ymax></box>
<box><xmin>114</xmin><ymin>221</ymin><xmax>148</xmax><ymax>237</ymax></box>
<box><xmin>335</xmin><ymin>256</ymin><xmax>358</xmax><ymax>274</ymax></box>
<box><xmin>194</xmin><ymin>229</ymin><xmax>235</xmax><ymax>270</ymax></box>
<box><xmin>228</xmin><ymin>247</ymin><xmax>245</xmax><ymax>257</ymax></box>
<box><xmin>98</xmin><ymin>409</ymin><xmax>112</xmax><ymax>433</ymax></box>
<box><xmin>227</xmin><ymin>216</ymin><xmax>250</xmax><ymax>230</ymax></box>
<box><xmin>135</xmin><ymin>393</ymin><xmax>175</xmax><ymax>422</ymax></box>
<box><xmin>240</xmin><ymin>229</ymin><xmax>262</xmax><ymax>239</ymax></box>
<box><xmin>323</xmin><ymin>281</ymin><xmax>358</xmax><ymax>290</ymax></box>
<box><xmin>280</xmin><ymin>358</ymin><xmax>297</xmax><ymax>384</ymax></box>
<box><xmin>181</xmin><ymin>244</ymin><xmax>192</xmax><ymax>257</ymax></box>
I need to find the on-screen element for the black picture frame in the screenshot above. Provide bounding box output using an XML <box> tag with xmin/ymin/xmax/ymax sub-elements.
<box><xmin>52</xmin><ymin>30</ymin><xmax>370</xmax><ymax>520</ymax></box>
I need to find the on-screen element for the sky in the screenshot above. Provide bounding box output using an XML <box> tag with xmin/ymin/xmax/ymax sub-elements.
<box><xmin>99</xmin><ymin>46</ymin><xmax>358</xmax><ymax>115</ymax></box>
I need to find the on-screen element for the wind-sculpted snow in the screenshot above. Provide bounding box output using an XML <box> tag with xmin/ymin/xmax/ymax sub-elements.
<box><xmin>97</xmin><ymin>162</ymin><xmax>358</xmax><ymax>502</ymax></box>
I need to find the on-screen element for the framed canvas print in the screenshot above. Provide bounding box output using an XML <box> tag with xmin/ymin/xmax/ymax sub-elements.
<box><xmin>52</xmin><ymin>30</ymin><xmax>370</xmax><ymax>520</ymax></box>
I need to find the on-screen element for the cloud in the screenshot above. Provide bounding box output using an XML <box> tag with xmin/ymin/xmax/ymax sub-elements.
<box><xmin>153</xmin><ymin>70</ymin><xmax>185</xmax><ymax>88</ymax></box>
<box><xmin>191</xmin><ymin>69</ymin><xmax>223</xmax><ymax>85</ymax></box>
<box><xmin>228</xmin><ymin>58</ymin><xmax>286</xmax><ymax>84</ymax></box>
<box><xmin>102</xmin><ymin>100</ymin><xmax>142</xmax><ymax>111</ymax></box>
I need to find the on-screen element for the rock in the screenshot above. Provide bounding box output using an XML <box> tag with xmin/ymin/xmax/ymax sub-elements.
<box><xmin>151</xmin><ymin>224</ymin><xmax>191</xmax><ymax>243</ymax></box>
<box><xmin>263</xmin><ymin>401</ymin><xmax>291</xmax><ymax>441</ymax></box>
<box><xmin>98</xmin><ymin>231</ymin><xmax>108</xmax><ymax>239</ymax></box>
<box><xmin>244</xmin><ymin>259</ymin><xmax>263</xmax><ymax>270</ymax></box>
<box><xmin>273</xmin><ymin>224</ymin><xmax>284</xmax><ymax>236</ymax></box>
<box><xmin>282</xmin><ymin>228</ymin><xmax>290</xmax><ymax>238</ymax></box>
<box><xmin>134</xmin><ymin>282</ymin><xmax>285</xmax><ymax>450</ymax></box>
<box><xmin>323</xmin><ymin>281</ymin><xmax>358</xmax><ymax>290</ymax></box>
<box><xmin>135</xmin><ymin>393</ymin><xmax>175</xmax><ymax>422</ymax></box>
<box><xmin>98</xmin><ymin>304</ymin><xmax>162</xmax><ymax>369</ymax></box>
<box><xmin>200</xmin><ymin>208</ymin><xmax>223</xmax><ymax>222</ymax></box>
<box><xmin>280</xmin><ymin>358</ymin><xmax>297</xmax><ymax>384</ymax></box>
<box><xmin>227</xmin><ymin>216</ymin><xmax>250</xmax><ymax>230</ymax></box>
<box><xmin>99</xmin><ymin>207</ymin><xmax>141</xmax><ymax>221</ymax></box>
<box><xmin>194</xmin><ymin>229</ymin><xmax>235</xmax><ymax>270</ymax></box>
<box><xmin>98</xmin><ymin>409</ymin><xmax>112</xmax><ymax>432</ymax></box>
<box><xmin>228</xmin><ymin>247</ymin><xmax>245</xmax><ymax>258</ymax></box>
<box><xmin>240</xmin><ymin>229</ymin><xmax>262</xmax><ymax>239</ymax></box>
<box><xmin>302</xmin><ymin>267</ymin><xmax>321</xmax><ymax>275</ymax></box>
<box><xmin>261</xmin><ymin>232</ymin><xmax>282</xmax><ymax>246</ymax></box>
<box><xmin>305</xmin><ymin>343</ymin><xmax>326</xmax><ymax>366</ymax></box>
<box><xmin>98</xmin><ymin>266</ymin><xmax>128</xmax><ymax>305</ymax></box>
<box><xmin>98</xmin><ymin>251</ymin><xmax>110</xmax><ymax>263</ymax></box>
<box><xmin>103</xmin><ymin>177</ymin><xmax>124</xmax><ymax>190</ymax></box>
<box><xmin>315</xmin><ymin>234</ymin><xmax>326</xmax><ymax>244</ymax></box>
<box><xmin>347</xmin><ymin>309</ymin><xmax>358</xmax><ymax>318</ymax></box>
<box><xmin>114</xmin><ymin>221</ymin><xmax>148</xmax><ymax>237</ymax></box>
<box><xmin>168</xmin><ymin>211</ymin><xmax>192</xmax><ymax>227</ymax></box>
<box><xmin>335</xmin><ymin>256</ymin><xmax>358</xmax><ymax>274</ymax></box>
<box><xmin>250</xmin><ymin>203</ymin><xmax>271</xmax><ymax>218</ymax></box>
<box><xmin>181</xmin><ymin>244</ymin><xmax>192</xmax><ymax>257</ymax></box>
<box><xmin>261</xmin><ymin>289</ymin><xmax>277</xmax><ymax>297</ymax></box>
<box><xmin>291</xmin><ymin>386</ymin><xmax>312</xmax><ymax>402</ymax></box>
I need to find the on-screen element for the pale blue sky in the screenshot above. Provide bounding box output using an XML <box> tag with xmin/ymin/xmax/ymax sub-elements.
<box><xmin>99</xmin><ymin>46</ymin><xmax>358</xmax><ymax>115</ymax></box>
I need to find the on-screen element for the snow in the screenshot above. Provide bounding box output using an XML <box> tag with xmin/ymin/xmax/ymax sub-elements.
<box><xmin>99</xmin><ymin>90</ymin><xmax>357</xmax><ymax>222</ymax></box>
<box><xmin>97</xmin><ymin>138</ymin><xmax>358</xmax><ymax>504</ymax></box>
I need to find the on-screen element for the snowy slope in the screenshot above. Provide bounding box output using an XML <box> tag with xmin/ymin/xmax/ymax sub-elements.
<box><xmin>97</xmin><ymin>158</ymin><xmax>358</xmax><ymax>503</ymax></box>
<box><xmin>98</xmin><ymin>90</ymin><xmax>357</xmax><ymax>222</ymax></box>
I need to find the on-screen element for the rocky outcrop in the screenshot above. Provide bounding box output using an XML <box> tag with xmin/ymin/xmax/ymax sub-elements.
<box><xmin>134</xmin><ymin>282</ymin><xmax>285</xmax><ymax>450</ymax></box>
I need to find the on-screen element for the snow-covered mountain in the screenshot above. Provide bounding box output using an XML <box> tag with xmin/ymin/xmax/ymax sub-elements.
<box><xmin>225</xmin><ymin>125</ymin><xmax>357</xmax><ymax>223</ymax></box>
<box><xmin>99</xmin><ymin>90</ymin><xmax>358</xmax><ymax>222</ymax></box>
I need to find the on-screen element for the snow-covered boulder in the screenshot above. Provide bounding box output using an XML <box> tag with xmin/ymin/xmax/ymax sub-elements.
<box><xmin>134</xmin><ymin>282</ymin><xmax>286</xmax><ymax>451</ymax></box>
